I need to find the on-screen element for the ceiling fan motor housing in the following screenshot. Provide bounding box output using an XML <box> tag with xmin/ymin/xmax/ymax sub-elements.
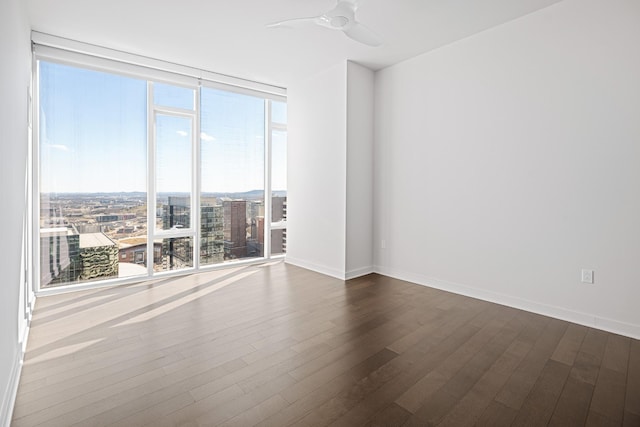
<box><xmin>330</xmin><ymin>15</ymin><xmax>350</xmax><ymax>28</ymax></box>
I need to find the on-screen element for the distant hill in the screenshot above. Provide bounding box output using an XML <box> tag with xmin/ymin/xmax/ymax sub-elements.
<box><xmin>202</xmin><ymin>190</ymin><xmax>287</xmax><ymax>199</ymax></box>
<box><xmin>44</xmin><ymin>190</ymin><xmax>286</xmax><ymax>200</ymax></box>
<box><xmin>43</xmin><ymin>192</ymin><xmax>147</xmax><ymax>198</ymax></box>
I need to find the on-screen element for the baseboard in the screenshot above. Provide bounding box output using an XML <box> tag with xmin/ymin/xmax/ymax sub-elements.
<box><xmin>1</xmin><ymin>311</ymin><xmax>31</xmax><ymax>427</ymax></box>
<box><xmin>345</xmin><ymin>266</ymin><xmax>374</xmax><ymax>280</ymax></box>
<box><xmin>285</xmin><ymin>257</ymin><xmax>346</xmax><ymax>280</ymax></box>
<box><xmin>374</xmin><ymin>265</ymin><xmax>640</xmax><ymax>340</ymax></box>
<box><xmin>1</xmin><ymin>349</ymin><xmax>22</xmax><ymax>427</ymax></box>
<box><xmin>593</xmin><ymin>316</ymin><xmax>640</xmax><ymax>340</ymax></box>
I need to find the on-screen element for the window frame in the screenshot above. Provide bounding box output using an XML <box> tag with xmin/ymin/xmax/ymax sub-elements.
<box><xmin>32</xmin><ymin>41</ymin><xmax>286</xmax><ymax>295</ymax></box>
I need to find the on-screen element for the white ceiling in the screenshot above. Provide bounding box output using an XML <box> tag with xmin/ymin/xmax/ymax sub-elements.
<box><xmin>27</xmin><ymin>0</ymin><xmax>563</xmax><ymax>88</ymax></box>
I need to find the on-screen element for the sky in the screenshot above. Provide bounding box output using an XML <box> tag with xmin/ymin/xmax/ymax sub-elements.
<box><xmin>39</xmin><ymin>61</ymin><xmax>287</xmax><ymax>194</ymax></box>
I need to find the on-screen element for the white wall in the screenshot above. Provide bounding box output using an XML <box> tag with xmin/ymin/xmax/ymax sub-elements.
<box><xmin>346</xmin><ymin>62</ymin><xmax>374</xmax><ymax>279</ymax></box>
<box><xmin>287</xmin><ymin>62</ymin><xmax>348</xmax><ymax>278</ymax></box>
<box><xmin>374</xmin><ymin>0</ymin><xmax>640</xmax><ymax>338</ymax></box>
<box><xmin>287</xmin><ymin>60</ymin><xmax>375</xmax><ymax>280</ymax></box>
<box><xmin>0</xmin><ymin>0</ymin><xmax>32</xmax><ymax>423</ymax></box>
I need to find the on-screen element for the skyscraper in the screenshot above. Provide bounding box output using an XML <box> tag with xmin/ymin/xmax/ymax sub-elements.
<box><xmin>271</xmin><ymin>196</ymin><xmax>287</xmax><ymax>254</ymax></box>
<box><xmin>223</xmin><ymin>200</ymin><xmax>247</xmax><ymax>259</ymax></box>
<box><xmin>201</xmin><ymin>201</ymin><xmax>224</xmax><ymax>264</ymax></box>
<box><xmin>161</xmin><ymin>196</ymin><xmax>226</xmax><ymax>267</ymax></box>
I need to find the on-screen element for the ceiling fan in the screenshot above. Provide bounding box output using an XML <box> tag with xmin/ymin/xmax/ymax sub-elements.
<box><xmin>267</xmin><ymin>0</ymin><xmax>382</xmax><ymax>47</ymax></box>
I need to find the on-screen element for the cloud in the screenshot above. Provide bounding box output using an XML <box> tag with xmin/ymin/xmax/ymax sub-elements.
<box><xmin>46</xmin><ymin>144</ymin><xmax>71</xmax><ymax>152</ymax></box>
<box><xmin>200</xmin><ymin>132</ymin><xmax>216</xmax><ymax>142</ymax></box>
<box><xmin>176</xmin><ymin>130</ymin><xmax>188</xmax><ymax>137</ymax></box>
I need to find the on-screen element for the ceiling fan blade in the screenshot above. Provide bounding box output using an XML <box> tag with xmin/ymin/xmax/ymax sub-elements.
<box><xmin>267</xmin><ymin>17</ymin><xmax>320</xmax><ymax>29</ymax></box>
<box><xmin>339</xmin><ymin>0</ymin><xmax>366</xmax><ymax>12</ymax></box>
<box><xmin>344</xmin><ymin>22</ymin><xmax>382</xmax><ymax>46</ymax></box>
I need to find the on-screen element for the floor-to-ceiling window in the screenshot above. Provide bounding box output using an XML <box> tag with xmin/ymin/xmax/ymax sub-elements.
<box><xmin>200</xmin><ymin>87</ymin><xmax>265</xmax><ymax>264</ymax></box>
<box><xmin>38</xmin><ymin>62</ymin><xmax>149</xmax><ymax>288</ymax></box>
<box><xmin>35</xmin><ymin>47</ymin><xmax>286</xmax><ymax>291</ymax></box>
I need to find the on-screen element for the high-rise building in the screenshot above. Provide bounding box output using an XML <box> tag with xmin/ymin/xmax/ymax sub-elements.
<box><xmin>40</xmin><ymin>228</ymin><xmax>119</xmax><ymax>286</ymax></box>
<box><xmin>40</xmin><ymin>227</ymin><xmax>80</xmax><ymax>288</ymax></box>
<box><xmin>271</xmin><ymin>196</ymin><xmax>287</xmax><ymax>254</ymax></box>
<box><xmin>40</xmin><ymin>200</ymin><xmax>118</xmax><ymax>287</ymax></box>
<box><xmin>78</xmin><ymin>233</ymin><xmax>119</xmax><ymax>280</ymax></box>
<box><xmin>161</xmin><ymin>196</ymin><xmax>225</xmax><ymax>267</ymax></box>
<box><xmin>223</xmin><ymin>200</ymin><xmax>247</xmax><ymax>259</ymax></box>
<box><xmin>201</xmin><ymin>205</ymin><xmax>224</xmax><ymax>264</ymax></box>
<box><xmin>161</xmin><ymin>197</ymin><xmax>192</xmax><ymax>270</ymax></box>
<box><xmin>251</xmin><ymin>196</ymin><xmax>287</xmax><ymax>257</ymax></box>
<box><xmin>247</xmin><ymin>200</ymin><xmax>264</xmax><ymax>222</ymax></box>
<box><xmin>272</xmin><ymin>196</ymin><xmax>287</xmax><ymax>222</ymax></box>
<box><xmin>162</xmin><ymin>196</ymin><xmax>191</xmax><ymax>230</ymax></box>
<box><xmin>246</xmin><ymin>200</ymin><xmax>264</xmax><ymax>258</ymax></box>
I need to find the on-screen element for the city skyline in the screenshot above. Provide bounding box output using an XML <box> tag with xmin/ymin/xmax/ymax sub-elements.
<box><xmin>39</xmin><ymin>190</ymin><xmax>287</xmax><ymax>288</ymax></box>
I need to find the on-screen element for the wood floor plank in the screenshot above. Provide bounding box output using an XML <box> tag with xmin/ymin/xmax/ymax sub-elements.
<box><xmin>511</xmin><ymin>359</ymin><xmax>571</xmax><ymax>426</ymax></box>
<box><xmin>146</xmin><ymin>383</ymin><xmax>245</xmax><ymax>427</ymax></box>
<box><xmin>492</xmin><ymin>318</ymin><xmax>568</xmax><ymax>411</ymax></box>
<box><xmin>551</xmin><ymin>323</ymin><xmax>588</xmax><ymax>366</ymax></box>
<box><xmin>187</xmin><ymin>346</ymin><xmax>299</xmax><ymax>402</ymax></box>
<box><xmin>626</xmin><ymin>339</ymin><xmax>640</xmax><ymax>417</ymax></box>
<box><xmin>286</xmin><ymin>348</ymin><xmax>399</xmax><ymax>426</ymax></box>
<box><xmin>585</xmin><ymin>410</ymin><xmax>621</xmax><ymax>427</ymax></box>
<box><xmin>330</xmin><ymin>305</ymin><xmax>495</xmax><ymax>427</ymax></box>
<box><xmin>623</xmin><ymin>410</ymin><xmax>640</xmax><ymax>426</ymax></box>
<box><xmin>403</xmin><ymin>312</ymin><xmax>522</xmax><ymax>425</ymax></box>
<box><xmin>256</xmin><ymin>349</ymin><xmax>398</xmax><ymax>427</ymax></box>
<box><xmin>475</xmin><ymin>401</ymin><xmax>518</xmax><ymax>426</ymax></box>
<box><xmin>14</xmin><ymin>348</ymin><xmax>185</xmax><ymax>405</ymax></box>
<box><xmin>436</xmin><ymin>322</ymin><xmax>534</xmax><ymax>426</ymax></box>
<box><xmin>236</xmin><ymin>343</ymin><xmax>332</xmax><ymax>394</ymax></box>
<box><xmin>72</xmin><ymin>391</ymin><xmax>195</xmax><ymax>427</ymax></box>
<box><xmin>589</xmin><ymin>367</ymin><xmax>627</xmax><ymax>424</ymax></box>
<box><xmin>570</xmin><ymin>328</ymin><xmax>609</xmax><ymax>385</ymax></box>
<box><xmin>395</xmin><ymin>311</ymin><xmax>514</xmax><ymax>413</ymax></box>
<box><xmin>601</xmin><ymin>334</ymin><xmax>631</xmax><ymax>373</ymax></box>
<box><xmin>363</xmin><ymin>403</ymin><xmax>411</xmax><ymax>427</ymax></box>
<box><xmin>280</xmin><ymin>321</ymin><xmax>411</xmax><ymax>404</ymax></box>
<box><xmin>11</xmin><ymin>262</ymin><xmax>640</xmax><ymax>427</ymax></box>
<box><xmin>548</xmin><ymin>375</ymin><xmax>595</xmax><ymax>427</ymax></box>
<box><xmin>216</xmin><ymin>394</ymin><xmax>289</xmax><ymax>427</ymax></box>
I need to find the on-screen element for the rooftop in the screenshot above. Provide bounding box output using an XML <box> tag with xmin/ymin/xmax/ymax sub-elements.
<box><xmin>79</xmin><ymin>233</ymin><xmax>116</xmax><ymax>249</ymax></box>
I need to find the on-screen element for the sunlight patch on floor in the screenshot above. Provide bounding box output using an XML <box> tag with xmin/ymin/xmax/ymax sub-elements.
<box><xmin>24</xmin><ymin>339</ymin><xmax>104</xmax><ymax>364</ymax></box>
<box><xmin>115</xmin><ymin>270</ymin><xmax>260</xmax><ymax>326</ymax></box>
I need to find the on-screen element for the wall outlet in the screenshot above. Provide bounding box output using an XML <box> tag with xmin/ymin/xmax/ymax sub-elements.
<box><xmin>581</xmin><ymin>269</ymin><xmax>594</xmax><ymax>284</ymax></box>
<box><xmin>381</xmin><ymin>239</ymin><xmax>386</xmax><ymax>249</ymax></box>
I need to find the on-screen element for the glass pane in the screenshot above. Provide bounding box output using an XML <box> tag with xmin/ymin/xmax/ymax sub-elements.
<box><xmin>272</xmin><ymin>129</ymin><xmax>287</xmax><ymax>214</ymax></box>
<box><xmin>272</xmin><ymin>101</ymin><xmax>287</xmax><ymax>124</ymax></box>
<box><xmin>38</xmin><ymin>61</ymin><xmax>147</xmax><ymax>288</ymax></box>
<box><xmin>118</xmin><ymin>236</ymin><xmax>152</xmax><ymax>276</ymax></box>
<box><xmin>156</xmin><ymin>115</ymin><xmax>192</xmax><ymax>231</ymax></box>
<box><xmin>153</xmin><ymin>82</ymin><xmax>194</xmax><ymax>110</ymax></box>
<box><xmin>200</xmin><ymin>87</ymin><xmax>265</xmax><ymax>264</ymax></box>
<box><xmin>271</xmin><ymin>195</ymin><xmax>287</xmax><ymax>223</ymax></box>
<box><xmin>158</xmin><ymin>237</ymin><xmax>193</xmax><ymax>272</ymax></box>
<box><xmin>200</xmin><ymin>198</ymin><xmax>224</xmax><ymax>264</ymax></box>
<box><xmin>271</xmin><ymin>114</ymin><xmax>287</xmax><ymax>258</ymax></box>
<box><xmin>270</xmin><ymin>229</ymin><xmax>287</xmax><ymax>255</ymax></box>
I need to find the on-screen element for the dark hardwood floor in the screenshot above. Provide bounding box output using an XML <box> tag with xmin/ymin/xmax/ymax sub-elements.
<box><xmin>11</xmin><ymin>261</ymin><xmax>640</xmax><ymax>426</ymax></box>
